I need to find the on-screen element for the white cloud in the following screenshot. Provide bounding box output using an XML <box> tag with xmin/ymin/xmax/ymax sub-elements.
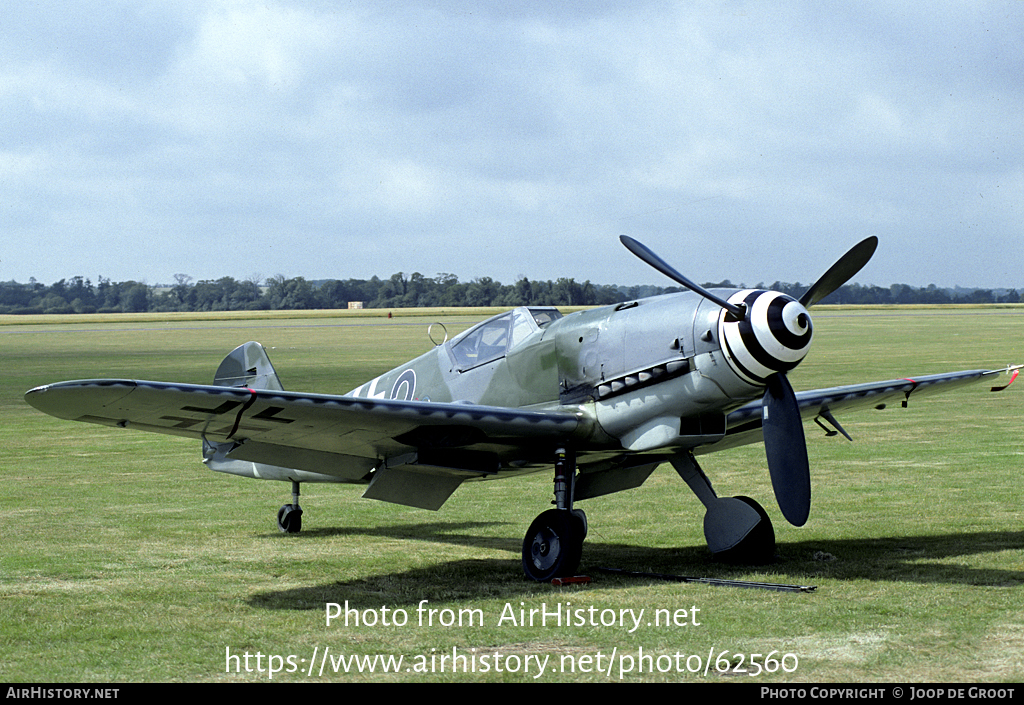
<box><xmin>1</xmin><ymin>1</ymin><xmax>1021</xmax><ymax>288</ymax></box>
<box><xmin>175</xmin><ymin>2</ymin><xmax>336</xmax><ymax>90</ymax></box>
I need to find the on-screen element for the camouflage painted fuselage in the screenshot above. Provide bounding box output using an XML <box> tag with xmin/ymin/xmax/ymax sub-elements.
<box><xmin>346</xmin><ymin>290</ymin><xmax>801</xmax><ymax>455</ymax></box>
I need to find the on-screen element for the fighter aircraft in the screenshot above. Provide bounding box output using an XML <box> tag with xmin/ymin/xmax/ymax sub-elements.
<box><xmin>24</xmin><ymin>237</ymin><xmax>1021</xmax><ymax>581</ymax></box>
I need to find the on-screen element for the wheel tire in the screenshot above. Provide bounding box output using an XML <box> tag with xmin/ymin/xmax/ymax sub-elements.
<box><xmin>277</xmin><ymin>504</ymin><xmax>303</xmax><ymax>534</ymax></box>
<box><xmin>714</xmin><ymin>496</ymin><xmax>775</xmax><ymax>565</ymax></box>
<box><xmin>522</xmin><ymin>509</ymin><xmax>583</xmax><ymax>581</ymax></box>
<box><xmin>571</xmin><ymin>508</ymin><xmax>588</xmax><ymax>539</ymax></box>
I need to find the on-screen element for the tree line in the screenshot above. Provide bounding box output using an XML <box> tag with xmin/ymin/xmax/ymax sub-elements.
<box><xmin>1</xmin><ymin>273</ymin><xmax>1020</xmax><ymax>315</ymax></box>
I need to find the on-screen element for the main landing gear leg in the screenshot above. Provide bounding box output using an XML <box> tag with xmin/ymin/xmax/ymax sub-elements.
<box><xmin>277</xmin><ymin>480</ymin><xmax>303</xmax><ymax>534</ymax></box>
<box><xmin>670</xmin><ymin>451</ymin><xmax>775</xmax><ymax>564</ymax></box>
<box><xmin>522</xmin><ymin>447</ymin><xmax>586</xmax><ymax>581</ymax></box>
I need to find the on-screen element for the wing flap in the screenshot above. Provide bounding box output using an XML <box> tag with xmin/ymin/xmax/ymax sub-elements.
<box><xmin>362</xmin><ymin>466</ymin><xmax>466</xmax><ymax>510</ymax></box>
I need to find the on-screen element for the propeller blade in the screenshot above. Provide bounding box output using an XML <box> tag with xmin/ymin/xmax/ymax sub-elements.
<box><xmin>620</xmin><ymin>235</ymin><xmax>747</xmax><ymax>320</ymax></box>
<box><xmin>762</xmin><ymin>373</ymin><xmax>811</xmax><ymax>526</ymax></box>
<box><xmin>799</xmin><ymin>236</ymin><xmax>878</xmax><ymax>308</ymax></box>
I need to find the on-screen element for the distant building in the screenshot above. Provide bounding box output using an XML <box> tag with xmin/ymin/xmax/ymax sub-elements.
<box><xmin>347</xmin><ymin>301</ymin><xmax>364</xmax><ymax>309</ymax></box>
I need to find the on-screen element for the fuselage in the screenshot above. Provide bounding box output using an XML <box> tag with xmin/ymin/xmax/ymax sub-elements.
<box><xmin>347</xmin><ymin>289</ymin><xmax>814</xmax><ymax>453</ymax></box>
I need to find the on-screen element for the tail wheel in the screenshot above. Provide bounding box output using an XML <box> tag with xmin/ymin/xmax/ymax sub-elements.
<box><xmin>277</xmin><ymin>504</ymin><xmax>303</xmax><ymax>533</ymax></box>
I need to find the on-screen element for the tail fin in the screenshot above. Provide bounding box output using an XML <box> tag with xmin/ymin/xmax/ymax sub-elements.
<box><xmin>214</xmin><ymin>341</ymin><xmax>284</xmax><ymax>391</ymax></box>
<box><xmin>204</xmin><ymin>342</ymin><xmax>284</xmax><ymax>478</ymax></box>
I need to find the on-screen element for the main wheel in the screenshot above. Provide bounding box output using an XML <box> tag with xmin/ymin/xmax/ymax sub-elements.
<box><xmin>571</xmin><ymin>508</ymin><xmax>588</xmax><ymax>539</ymax></box>
<box><xmin>277</xmin><ymin>504</ymin><xmax>303</xmax><ymax>534</ymax></box>
<box><xmin>714</xmin><ymin>496</ymin><xmax>775</xmax><ymax>565</ymax></box>
<box><xmin>522</xmin><ymin>509</ymin><xmax>583</xmax><ymax>581</ymax></box>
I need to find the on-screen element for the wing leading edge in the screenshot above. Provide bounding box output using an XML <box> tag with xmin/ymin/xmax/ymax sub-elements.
<box><xmin>26</xmin><ymin>367</ymin><xmax>1013</xmax><ymax>466</ymax></box>
<box><xmin>703</xmin><ymin>368</ymin><xmax>1014</xmax><ymax>454</ymax></box>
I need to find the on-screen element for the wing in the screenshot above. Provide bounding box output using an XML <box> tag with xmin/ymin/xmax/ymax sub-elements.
<box><xmin>25</xmin><ymin>379</ymin><xmax>592</xmax><ymax>508</ymax></box>
<box><xmin>25</xmin><ymin>367</ymin><xmax>1017</xmax><ymax>509</ymax></box>
<box><xmin>702</xmin><ymin>368</ymin><xmax>1015</xmax><ymax>454</ymax></box>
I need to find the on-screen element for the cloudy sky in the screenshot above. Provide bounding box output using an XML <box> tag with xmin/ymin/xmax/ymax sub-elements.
<box><xmin>3</xmin><ymin>1</ymin><xmax>1022</xmax><ymax>290</ymax></box>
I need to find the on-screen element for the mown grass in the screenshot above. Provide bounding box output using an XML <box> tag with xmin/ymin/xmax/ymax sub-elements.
<box><xmin>2</xmin><ymin>307</ymin><xmax>1023</xmax><ymax>682</ymax></box>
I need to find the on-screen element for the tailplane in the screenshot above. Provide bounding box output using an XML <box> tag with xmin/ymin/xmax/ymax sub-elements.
<box><xmin>214</xmin><ymin>341</ymin><xmax>284</xmax><ymax>390</ymax></box>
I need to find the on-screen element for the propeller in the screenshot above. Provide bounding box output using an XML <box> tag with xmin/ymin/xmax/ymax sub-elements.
<box><xmin>619</xmin><ymin>236</ymin><xmax>747</xmax><ymax>320</ymax></box>
<box><xmin>762</xmin><ymin>372</ymin><xmax>810</xmax><ymax>525</ymax></box>
<box><xmin>799</xmin><ymin>236</ymin><xmax>878</xmax><ymax>307</ymax></box>
<box><xmin>621</xmin><ymin>234</ymin><xmax>878</xmax><ymax>527</ymax></box>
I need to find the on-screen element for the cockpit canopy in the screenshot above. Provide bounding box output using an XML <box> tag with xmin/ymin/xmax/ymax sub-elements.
<box><xmin>449</xmin><ymin>307</ymin><xmax>561</xmax><ymax>371</ymax></box>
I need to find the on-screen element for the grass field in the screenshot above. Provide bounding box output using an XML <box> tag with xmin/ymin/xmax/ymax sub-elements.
<box><xmin>2</xmin><ymin>306</ymin><xmax>1023</xmax><ymax>682</ymax></box>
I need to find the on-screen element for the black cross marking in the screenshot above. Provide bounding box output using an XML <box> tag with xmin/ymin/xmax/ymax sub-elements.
<box><xmin>251</xmin><ymin>407</ymin><xmax>295</xmax><ymax>424</ymax></box>
<box><xmin>160</xmin><ymin>416</ymin><xmax>204</xmax><ymax>429</ymax></box>
<box><xmin>181</xmin><ymin>400</ymin><xmax>243</xmax><ymax>415</ymax></box>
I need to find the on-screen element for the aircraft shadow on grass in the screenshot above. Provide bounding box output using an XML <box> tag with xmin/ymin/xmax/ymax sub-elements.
<box><xmin>248</xmin><ymin>524</ymin><xmax>1024</xmax><ymax>611</ymax></box>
